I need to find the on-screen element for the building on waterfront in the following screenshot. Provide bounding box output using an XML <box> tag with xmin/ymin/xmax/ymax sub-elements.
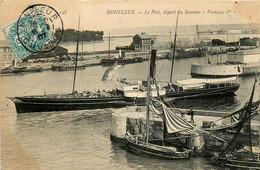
<box><xmin>131</xmin><ymin>32</ymin><xmax>156</xmax><ymax>51</ymax></box>
<box><xmin>0</xmin><ymin>40</ymin><xmax>14</xmax><ymax>67</ymax></box>
<box><xmin>27</xmin><ymin>46</ymin><xmax>68</xmax><ymax>60</ymax></box>
<box><xmin>0</xmin><ymin>39</ymin><xmax>68</xmax><ymax>66</ymax></box>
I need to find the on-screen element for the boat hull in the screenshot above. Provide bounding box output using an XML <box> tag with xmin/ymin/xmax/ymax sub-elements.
<box><xmin>125</xmin><ymin>137</ymin><xmax>191</xmax><ymax>160</ymax></box>
<box><xmin>18</xmin><ymin>67</ymin><xmax>43</xmax><ymax>73</ymax></box>
<box><xmin>119</xmin><ymin>84</ymin><xmax>239</xmax><ymax>104</ymax></box>
<box><xmin>165</xmin><ymin>84</ymin><xmax>240</xmax><ymax>99</ymax></box>
<box><xmin>14</xmin><ymin>96</ymin><xmax>125</xmax><ymax>103</ymax></box>
<box><xmin>52</xmin><ymin>65</ymin><xmax>85</xmax><ymax>71</ymax></box>
<box><xmin>1</xmin><ymin>67</ymin><xmax>43</xmax><ymax>74</ymax></box>
<box><xmin>10</xmin><ymin>97</ymin><xmax>133</xmax><ymax>113</ymax></box>
<box><xmin>101</xmin><ymin>57</ymin><xmax>143</xmax><ymax>65</ymax></box>
<box><xmin>212</xmin><ymin>157</ymin><xmax>260</xmax><ymax>169</ymax></box>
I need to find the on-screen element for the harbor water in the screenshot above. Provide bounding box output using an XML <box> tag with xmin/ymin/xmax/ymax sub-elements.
<box><xmin>1</xmin><ymin>57</ymin><xmax>259</xmax><ymax>169</ymax></box>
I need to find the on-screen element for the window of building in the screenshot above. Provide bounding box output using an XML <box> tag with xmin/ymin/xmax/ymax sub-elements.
<box><xmin>3</xmin><ymin>54</ymin><xmax>6</xmax><ymax>59</ymax></box>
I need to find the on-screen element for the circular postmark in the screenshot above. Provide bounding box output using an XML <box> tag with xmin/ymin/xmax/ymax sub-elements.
<box><xmin>17</xmin><ymin>4</ymin><xmax>63</xmax><ymax>53</ymax></box>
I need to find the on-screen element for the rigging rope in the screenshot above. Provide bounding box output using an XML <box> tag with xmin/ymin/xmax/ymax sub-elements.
<box><xmin>8</xmin><ymin>83</ymin><xmax>59</xmax><ymax>94</ymax></box>
<box><xmin>21</xmin><ymin>72</ymin><xmax>57</xmax><ymax>96</ymax></box>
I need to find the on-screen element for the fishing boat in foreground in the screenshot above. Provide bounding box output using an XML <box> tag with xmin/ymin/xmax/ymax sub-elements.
<box><xmin>124</xmin><ymin>49</ymin><xmax>195</xmax><ymax>160</ymax></box>
<box><xmin>212</xmin><ymin>152</ymin><xmax>260</xmax><ymax>169</ymax></box>
<box><xmin>125</xmin><ymin>132</ymin><xmax>192</xmax><ymax>160</ymax></box>
<box><xmin>203</xmin><ymin>79</ymin><xmax>260</xmax><ymax>168</ymax></box>
<box><xmin>124</xmin><ymin>87</ymin><xmax>198</xmax><ymax>159</ymax></box>
<box><xmin>124</xmin><ymin>97</ymin><xmax>196</xmax><ymax>160</ymax></box>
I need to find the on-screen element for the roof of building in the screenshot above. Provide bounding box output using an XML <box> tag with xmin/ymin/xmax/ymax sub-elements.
<box><xmin>133</xmin><ymin>32</ymin><xmax>156</xmax><ymax>39</ymax></box>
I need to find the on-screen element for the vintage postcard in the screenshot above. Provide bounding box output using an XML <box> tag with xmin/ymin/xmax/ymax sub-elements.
<box><xmin>1</xmin><ymin>0</ymin><xmax>260</xmax><ymax>169</ymax></box>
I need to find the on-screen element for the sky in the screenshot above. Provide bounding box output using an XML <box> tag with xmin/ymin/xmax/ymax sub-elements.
<box><xmin>1</xmin><ymin>0</ymin><xmax>260</xmax><ymax>39</ymax></box>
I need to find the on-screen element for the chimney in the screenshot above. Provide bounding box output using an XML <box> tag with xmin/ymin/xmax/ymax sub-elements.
<box><xmin>150</xmin><ymin>49</ymin><xmax>157</xmax><ymax>80</ymax></box>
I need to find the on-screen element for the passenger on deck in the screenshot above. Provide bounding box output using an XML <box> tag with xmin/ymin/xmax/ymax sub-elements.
<box><xmin>187</xmin><ymin>109</ymin><xmax>195</xmax><ymax>123</ymax></box>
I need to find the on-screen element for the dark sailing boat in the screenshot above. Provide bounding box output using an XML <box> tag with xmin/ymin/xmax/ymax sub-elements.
<box><xmin>124</xmin><ymin>49</ymin><xmax>194</xmax><ymax>160</ymax></box>
<box><xmin>203</xmin><ymin>79</ymin><xmax>260</xmax><ymax>168</ymax></box>
<box><xmin>9</xmin><ymin>16</ymin><xmax>132</xmax><ymax>114</ymax></box>
<box><xmin>164</xmin><ymin>14</ymin><xmax>240</xmax><ymax>100</ymax></box>
<box><xmin>1</xmin><ymin>58</ymin><xmax>43</xmax><ymax>75</ymax></box>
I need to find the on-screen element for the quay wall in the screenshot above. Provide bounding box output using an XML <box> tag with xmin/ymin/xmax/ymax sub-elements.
<box><xmin>191</xmin><ymin>64</ymin><xmax>242</xmax><ymax>77</ymax></box>
<box><xmin>191</xmin><ymin>63</ymin><xmax>260</xmax><ymax>77</ymax></box>
<box><xmin>242</xmin><ymin>64</ymin><xmax>260</xmax><ymax>75</ymax></box>
<box><xmin>111</xmin><ymin>106</ymin><xmax>260</xmax><ymax>141</ymax></box>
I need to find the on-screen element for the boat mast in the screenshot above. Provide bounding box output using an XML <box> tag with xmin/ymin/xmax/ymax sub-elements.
<box><xmin>82</xmin><ymin>36</ymin><xmax>84</xmax><ymax>58</ymax></box>
<box><xmin>72</xmin><ymin>15</ymin><xmax>81</xmax><ymax>94</ymax></box>
<box><xmin>108</xmin><ymin>32</ymin><xmax>110</xmax><ymax>58</ymax></box>
<box><xmin>169</xmin><ymin>13</ymin><xmax>179</xmax><ymax>83</ymax></box>
<box><xmin>247</xmin><ymin>78</ymin><xmax>257</xmax><ymax>160</ymax></box>
<box><xmin>196</xmin><ymin>25</ymin><xmax>200</xmax><ymax>48</ymax></box>
<box><xmin>238</xmin><ymin>39</ymin><xmax>241</xmax><ymax>51</ymax></box>
<box><xmin>146</xmin><ymin>77</ymin><xmax>151</xmax><ymax>144</ymax></box>
<box><xmin>146</xmin><ymin>49</ymin><xmax>156</xmax><ymax>143</ymax></box>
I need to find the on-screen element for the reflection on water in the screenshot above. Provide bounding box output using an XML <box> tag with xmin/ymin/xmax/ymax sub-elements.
<box><xmin>1</xmin><ymin>58</ymin><xmax>259</xmax><ymax>169</ymax></box>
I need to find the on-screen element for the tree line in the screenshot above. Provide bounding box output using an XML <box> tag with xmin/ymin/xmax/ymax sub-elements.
<box><xmin>56</xmin><ymin>29</ymin><xmax>104</xmax><ymax>42</ymax></box>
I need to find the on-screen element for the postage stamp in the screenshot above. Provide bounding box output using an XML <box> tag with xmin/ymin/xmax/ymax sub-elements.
<box><xmin>2</xmin><ymin>21</ymin><xmax>32</xmax><ymax>61</ymax></box>
<box><xmin>17</xmin><ymin>4</ymin><xmax>64</xmax><ymax>53</ymax></box>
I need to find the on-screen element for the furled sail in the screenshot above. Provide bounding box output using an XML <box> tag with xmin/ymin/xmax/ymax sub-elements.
<box><xmin>149</xmin><ymin>97</ymin><xmax>164</xmax><ymax>115</ymax></box>
<box><xmin>205</xmin><ymin>100</ymin><xmax>259</xmax><ymax>131</ymax></box>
